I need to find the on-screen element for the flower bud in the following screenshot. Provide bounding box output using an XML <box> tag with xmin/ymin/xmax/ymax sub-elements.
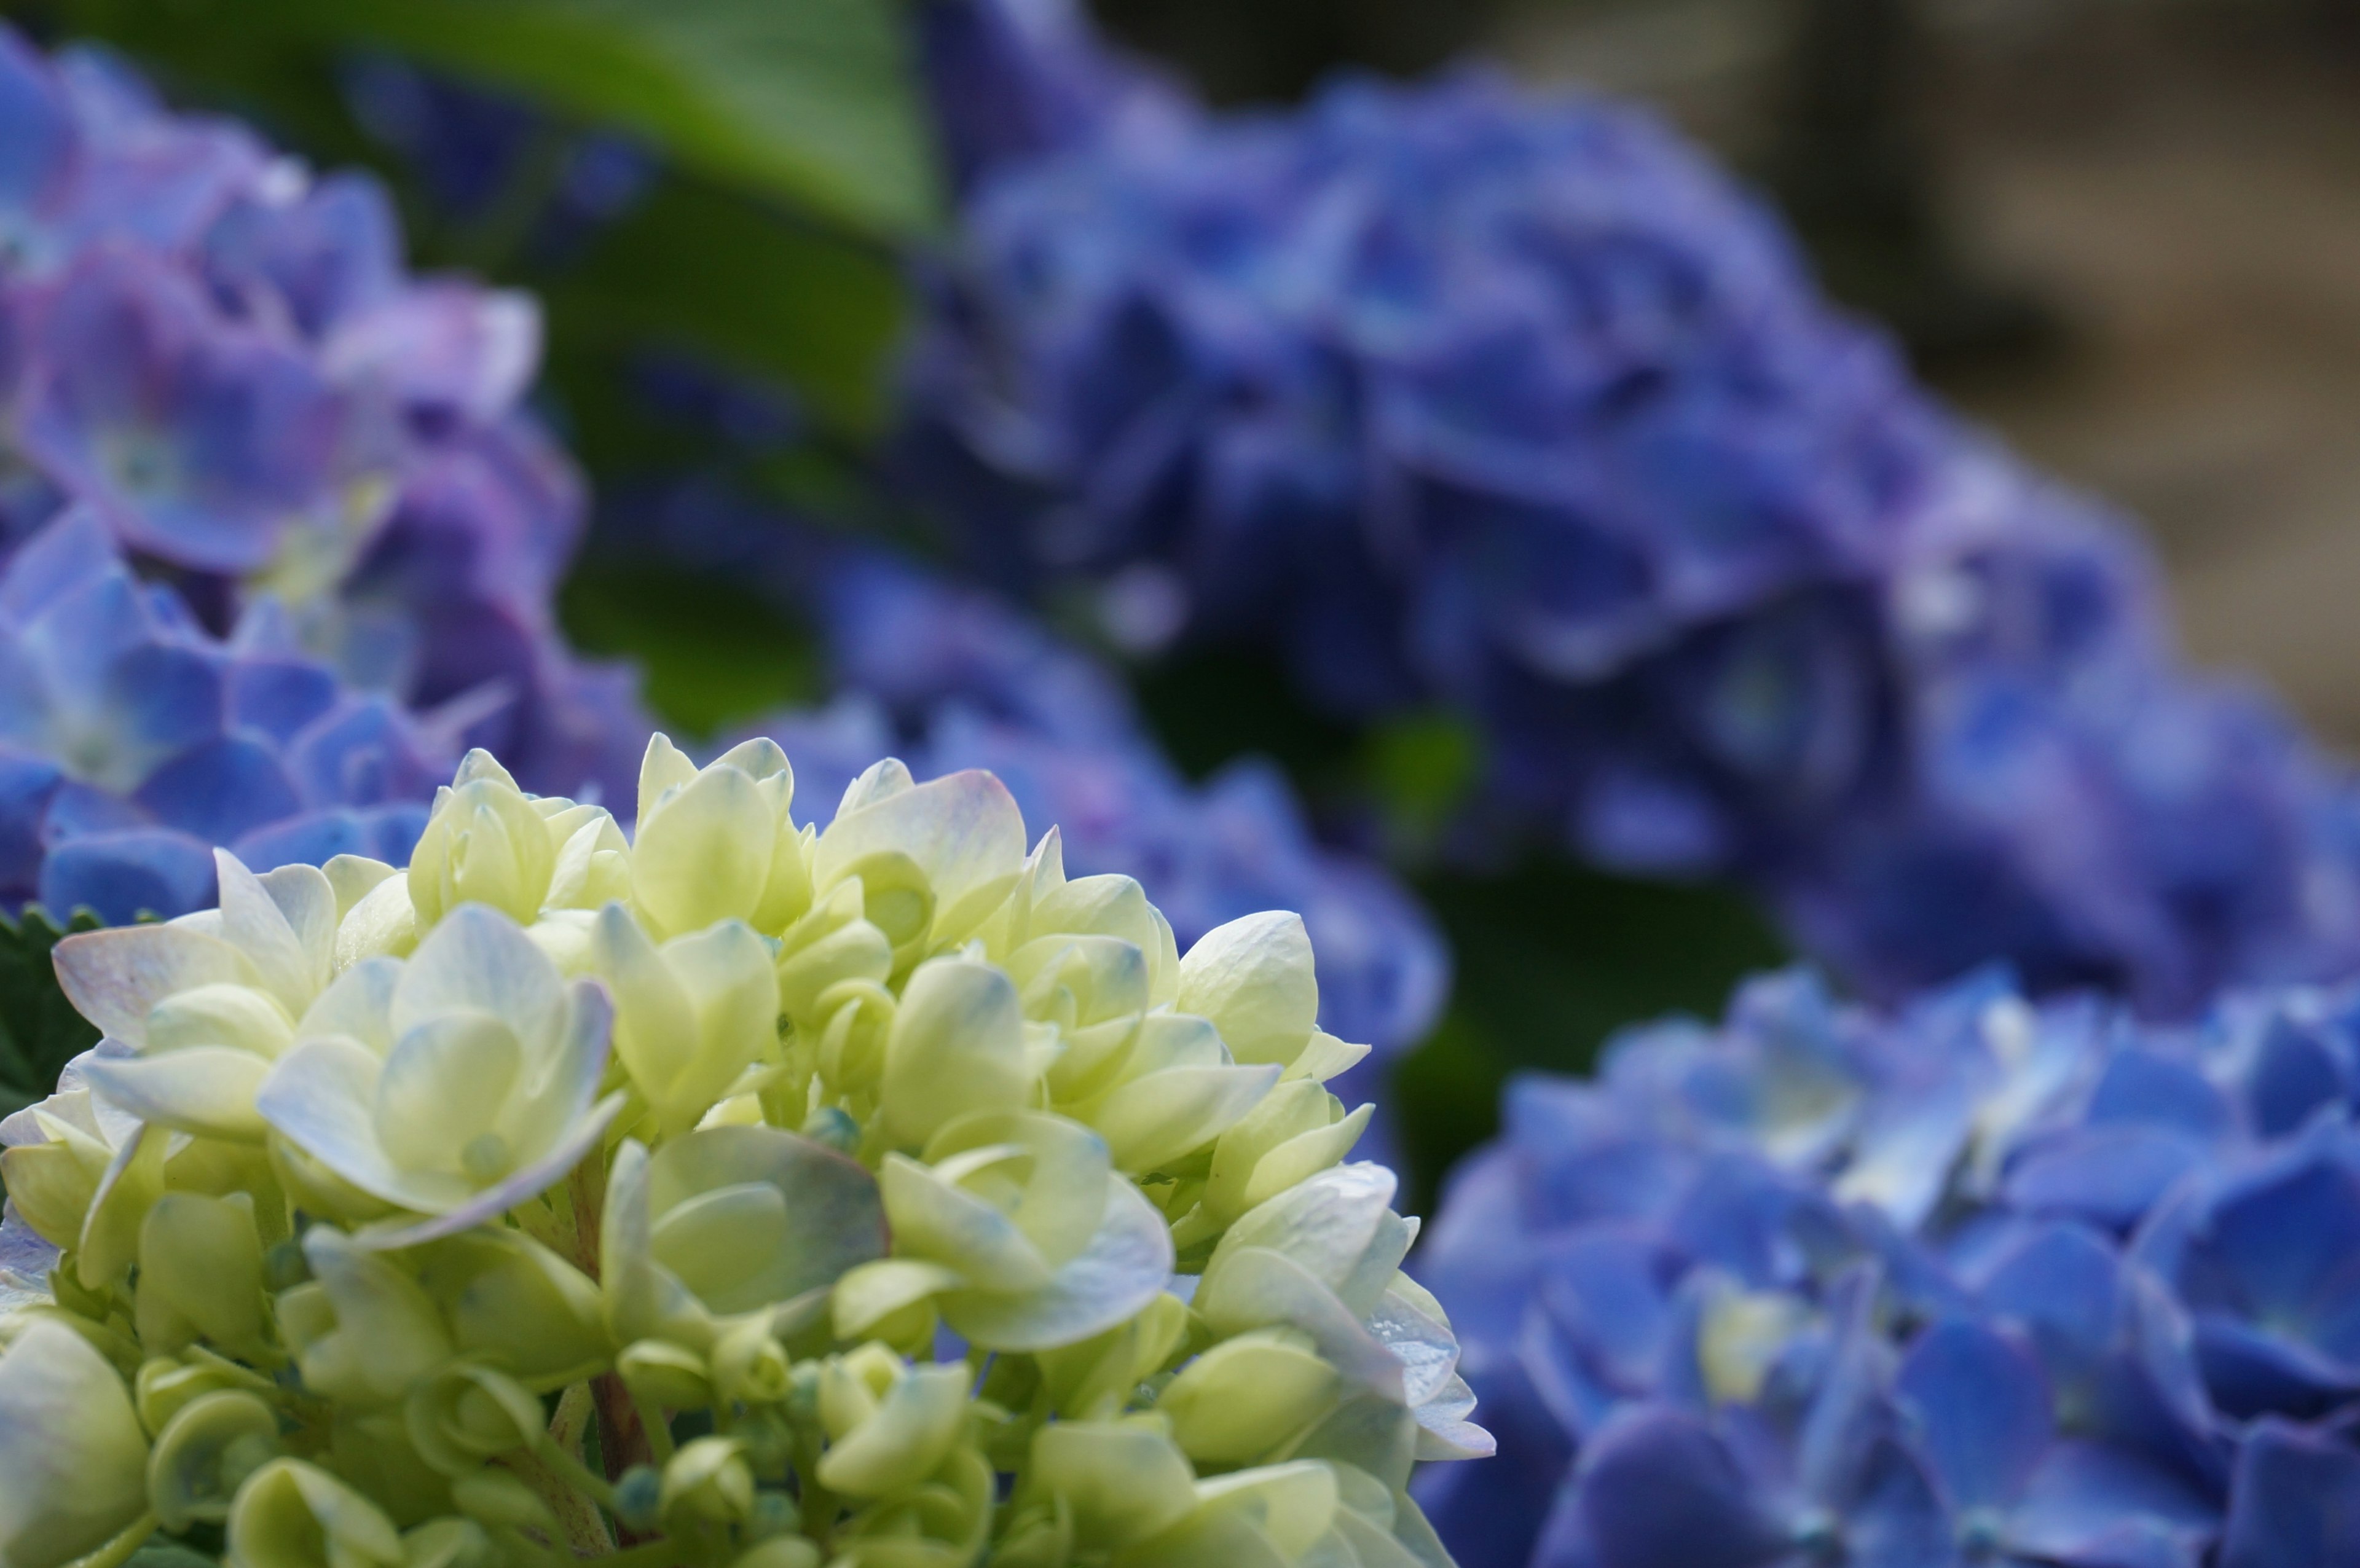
<box><xmin>403</xmin><ymin>1365</ymin><xmax>543</xmax><ymax>1476</ymax></box>
<box><xmin>1197</xmin><ymin>1081</ymin><xmax>1371</xmax><ymax>1232</ymax></box>
<box><xmin>412</xmin><ymin>1229</ymin><xmax>607</xmax><ymax>1392</ymax></box>
<box><xmin>880</xmin><ymin>958</ymin><xmax>1030</xmax><ymax>1150</ymax></box>
<box><xmin>714</xmin><ymin>1319</ymin><xmax>793</xmax><ymax>1406</ymax></box>
<box><xmin>731</xmin><ymin>1535</ymin><xmax>820</xmax><ymax>1568</ymax></box>
<box><xmin>450</xmin><ymin>1468</ymin><xmax>556</xmax><ymax>1534</ymax></box>
<box><xmin>136</xmin><ymin>1191</ymin><xmax>269</xmax><ymax>1359</ymax></box>
<box><xmin>226</xmin><ymin>1459</ymin><xmax>404</xmax><ymax>1568</ymax></box>
<box><xmin>632</xmin><ymin>737</ymin><xmax>808</xmax><ymax>941</ymax></box>
<box><xmin>1158</xmin><ymin>1328</ymin><xmax>1342</xmax><ymax>1465</ymax></box>
<box><xmin>277</xmin><ymin>1229</ymin><xmax>454</xmax><ymax>1408</ymax></box>
<box><xmin>592</xmin><ymin>904</ymin><xmax>779</xmax><ymax>1138</ymax></box>
<box><xmin>398</xmin><ymin>1518</ymin><xmax>494</xmax><ymax>1568</ymax></box>
<box><xmin>618</xmin><ymin>1340</ymin><xmax>713</xmax><ymax>1411</ymax></box>
<box><xmin>1019</xmin><ymin>1419</ymin><xmax>1197</xmax><ymax>1551</ymax></box>
<box><xmin>0</xmin><ymin>1318</ymin><xmax>152</xmax><ymax>1567</ymax></box>
<box><xmin>406</xmin><ymin>752</ymin><xmax>560</xmax><ymax>928</ymax></box>
<box><xmin>137</xmin><ymin>1355</ymin><xmax>273</xmax><ymax>1437</ymax></box>
<box><xmin>149</xmin><ymin>1390</ymin><xmax>282</xmax><ymax>1531</ymax></box>
<box><xmin>661</xmin><ymin>1437</ymin><xmax>755</xmax><ymax>1524</ymax></box>
<box><xmin>816</xmin><ymin>1349</ymin><xmax>970</xmax><ymax>1499</ymax></box>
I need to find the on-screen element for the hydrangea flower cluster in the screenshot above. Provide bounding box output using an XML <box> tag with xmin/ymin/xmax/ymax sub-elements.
<box><xmin>0</xmin><ymin>733</ymin><xmax>1487</xmax><ymax>1568</ymax></box>
<box><xmin>900</xmin><ymin>2</ymin><xmax>2360</xmax><ymax>1016</ymax></box>
<box><xmin>0</xmin><ymin>25</ymin><xmax>648</xmax><ymax>809</ymax></box>
<box><xmin>616</xmin><ymin>484</ymin><xmax>1450</xmax><ymax>1067</ymax></box>
<box><xmin>0</xmin><ymin>509</ymin><xmax>450</xmax><ymax>925</ymax></box>
<box><xmin>1415</xmin><ymin>963</ymin><xmax>2360</xmax><ymax>1567</ymax></box>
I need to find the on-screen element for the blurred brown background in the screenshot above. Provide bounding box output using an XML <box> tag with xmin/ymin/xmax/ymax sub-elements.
<box><xmin>1094</xmin><ymin>0</ymin><xmax>2360</xmax><ymax>742</ymax></box>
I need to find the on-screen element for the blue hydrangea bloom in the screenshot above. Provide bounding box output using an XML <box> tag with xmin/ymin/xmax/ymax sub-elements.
<box><xmin>0</xmin><ymin>508</ymin><xmax>447</xmax><ymax>923</ymax></box>
<box><xmin>1415</xmin><ymin>964</ymin><xmax>2360</xmax><ymax>1567</ymax></box>
<box><xmin>0</xmin><ymin>25</ymin><xmax>647</xmax><ymax>806</ymax></box>
<box><xmin>902</xmin><ymin>3</ymin><xmax>2360</xmax><ymax>1018</ymax></box>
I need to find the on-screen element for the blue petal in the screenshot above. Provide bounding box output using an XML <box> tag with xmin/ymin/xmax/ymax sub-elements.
<box><xmin>1551</xmin><ymin>1405</ymin><xmax>1791</xmax><ymax>1568</ymax></box>
<box><xmin>2004</xmin><ymin>1126</ymin><xmax>2208</xmax><ymax>1231</ymax></box>
<box><xmin>39</xmin><ymin>826</ymin><xmax>216</xmax><ymax>922</ymax></box>
<box><xmin>2192</xmin><ymin>1314</ymin><xmax>2356</xmax><ymax>1423</ymax></box>
<box><xmin>2243</xmin><ymin>1014</ymin><xmax>2354</xmax><ymax>1140</ymax></box>
<box><xmin>2204</xmin><ymin>1154</ymin><xmax>2360</xmax><ymax>1327</ymax></box>
<box><xmin>2083</xmin><ymin>1049</ymin><xmax>2231</xmax><ymax>1140</ymax></box>
<box><xmin>130</xmin><ymin>733</ymin><xmax>301</xmax><ymax>842</ymax></box>
<box><xmin>2219</xmin><ymin>1419</ymin><xmax>2360</xmax><ymax>1568</ymax></box>
<box><xmin>2009</xmin><ymin>1440</ymin><xmax>2217</xmax><ymax>1568</ymax></box>
<box><xmin>1894</xmin><ymin>1319</ymin><xmax>2053</xmax><ymax>1511</ymax></box>
<box><xmin>1977</xmin><ymin>1220</ymin><xmax>2122</xmax><ymax>1387</ymax></box>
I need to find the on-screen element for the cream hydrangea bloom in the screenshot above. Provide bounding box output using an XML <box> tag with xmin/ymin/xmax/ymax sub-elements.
<box><xmin>0</xmin><ymin>735</ymin><xmax>1485</xmax><ymax>1568</ymax></box>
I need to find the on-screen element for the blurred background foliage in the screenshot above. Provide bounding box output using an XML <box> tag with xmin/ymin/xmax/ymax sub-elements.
<box><xmin>25</xmin><ymin>0</ymin><xmax>2347</xmax><ymax>1201</ymax></box>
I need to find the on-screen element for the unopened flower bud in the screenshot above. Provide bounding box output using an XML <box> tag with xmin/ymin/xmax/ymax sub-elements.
<box><xmin>661</xmin><ymin>1437</ymin><xmax>755</xmax><ymax>1524</ymax></box>
<box><xmin>149</xmin><ymin>1390</ymin><xmax>282</xmax><ymax>1531</ymax></box>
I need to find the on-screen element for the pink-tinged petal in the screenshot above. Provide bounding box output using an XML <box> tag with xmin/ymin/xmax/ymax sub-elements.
<box><xmin>52</xmin><ymin>922</ymin><xmax>256</xmax><ymax>1047</ymax></box>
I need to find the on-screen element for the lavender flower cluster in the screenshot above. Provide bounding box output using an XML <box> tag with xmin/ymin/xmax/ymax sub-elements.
<box><xmin>0</xmin><ymin>28</ymin><xmax>648</xmax><ymax>847</ymax></box>
<box><xmin>902</xmin><ymin>1</ymin><xmax>2360</xmax><ymax>1017</ymax></box>
<box><xmin>1417</xmin><ymin>964</ymin><xmax>2360</xmax><ymax>1567</ymax></box>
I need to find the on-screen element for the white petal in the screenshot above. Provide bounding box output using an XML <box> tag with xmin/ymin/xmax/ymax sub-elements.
<box><xmin>79</xmin><ymin>1048</ymin><xmax>270</xmax><ymax>1142</ymax></box>
<box><xmin>1179</xmin><ymin>911</ymin><xmax>1319</xmax><ymax>1068</ymax></box>
<box><xmin>1210</xmin><ymin>1162</ymin><xmax>1398</xmax><ymax>1299</ymax></box>
<box><xmin>255</xmin><ymin>1035</ymin><xmax>433</xmax><ymax>1209</ymax></box>
<box><xmin>216</xmin><ymin>850</ymin><xmax>332</xmax><ymax>1014</ymax></box>
<box><xmin>817</xmin><ymin>769</ymin><xmax>1027</xmax><ymax>941</ymax></box>
<box><xmin>353</xmin><ymin>1092</ymin><xmax>625</xmax><ymax>1251</ymax></box>
<box><xmin>1194</xmin><ymin>1245</ymin><xmax>1404</xmax><ymax>1400</ymax></box>
<box><xmin>53</xmin><ymin>924</ymin><xmax>257</xmax><ymax>1048</ymax></box>
<box><xmin>391</xmin><ymin>904</ymin><xmax>562</xmax><ymax>1046</ymax></box>
<box><xmin>943</xmin><ymin>1175</ymin><xmax>1174</xmax><ymax>1352</ymax></box>
<box><xmin>296</xmin><ymin>960</ymin><xmax>400</xmax><ymax>1055</ymax></box>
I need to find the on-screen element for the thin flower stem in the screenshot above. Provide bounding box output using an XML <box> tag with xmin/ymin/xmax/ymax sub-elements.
<box><xmin>537</xmin><ymin>1435</ymin><xmax>622</xmax><ymax>1510</ymax></box>
<box><xmin>629</xmin><ymin>1382</ymin><xmax>678</xmax><ymax>1465</ymax></box>
<box><xmin>66</xmin><ymin>1513</ymin><xmax>157</xmax><ymax>1568</ymax></box>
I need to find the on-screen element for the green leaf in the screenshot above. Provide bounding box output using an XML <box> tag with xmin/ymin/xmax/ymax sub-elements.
<box><xmin>1391</xmin><ymin>859</ymin><xmax>1788</xmax><ymax>1210</ymax></box>
<box><xmin>543</xmin><ymin>174</ymin><xmax>907</xmax><ymax>437</ymax></box>
<box><xmin>35</xmin><ymin>0</ymin><xmax>942</xmax><ymax>237</ymax></box>
<box><xmin>560</xmin><ymin>554</ymin><xmax>825</xmax><ymax>743</ymax></box>
<box><xmin>0</xmin><ymin>904</ymin><xmax>103</xmax><ymax>1120</ymax></box>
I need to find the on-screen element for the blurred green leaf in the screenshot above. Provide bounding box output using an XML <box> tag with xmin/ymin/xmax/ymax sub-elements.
<box><xmin>545</xmin><ymin>175</ymin><xmax>907</xmax><ymax>437</ymax></box>
<box><xmin>560</xmin><ymin>555</ymin><xmax>823</xmax><ymax>742</ymax></box>
<box><xmin>1393</xmin><ymin>858</ymin><xmax>1787</xmax><ymax>1207</ymax></box>
<box><xmin>34</xmin><ymin>0</ymin><xmax>940</xmax><ymax>237</ymax></box>
<box><xmin>0</xmin><ymin>904</ymin><xmax>103</xmax><ymax>1121</ymax></box>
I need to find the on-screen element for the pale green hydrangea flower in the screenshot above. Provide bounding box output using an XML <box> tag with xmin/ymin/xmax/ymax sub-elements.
<box><xmin>0</xmin><ymin>736</ymin><xmax>1489</xmax><ymax>1568</ymax></box>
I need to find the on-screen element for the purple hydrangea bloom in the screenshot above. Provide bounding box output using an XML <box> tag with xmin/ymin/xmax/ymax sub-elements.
<box><xmin>0</xmin><ymin>24</ymin><xmax>648</xmax><ymax>806</ymax></box>
<box><xmin>903</xmin><ymin>6</ymin><xmax>2360</xmax><ymax>1018</ymax></box>
<box><xmin>0</xmin><ymin>508</ymin><xmax>449</xmax><ymax>923</ymax></box>
<box><xmin>1415</xmin><ymin>964</ymin><xmax>2360</xmax><ymax>1567</ymax></box>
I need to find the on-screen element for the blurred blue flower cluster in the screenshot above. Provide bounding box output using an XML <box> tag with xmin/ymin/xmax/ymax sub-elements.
<box><xmin>0</xmin><ymin>511</ymin><xmax>447</xmax><ymax>923</ymax></box>
<box><xmin>902</xmin><ymin>1</ymin><xmax>2360</xmax><ymax>1017</ymax></box>
<box><xmin>616</xmin><ymin>480</ymin><xmax>1452</xmax><ymax>1067</ymax></box>
<box><xmin>1417</xmin><ymin>964</ymin><xmax>2360</xmax><ymax>1566</ymax></box>
<box><xmin>0</xmin><ymin>26</ymin><xmax>647</xmax><ymax>813</ymax></box>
